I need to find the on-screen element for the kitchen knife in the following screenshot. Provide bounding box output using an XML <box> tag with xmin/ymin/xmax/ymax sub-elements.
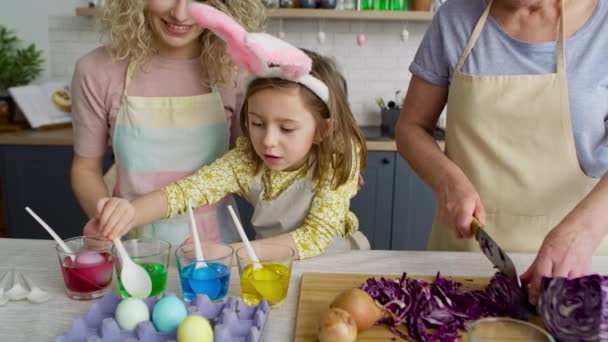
<box><xmin>470</xmin><ymin>217</ymin><xmax>519</xmax><ymax>285</ymax></box>
<box><xmin>470</xmin><ymin>217</ymin><xmax>535</xmax><ymax>319</ymax></box>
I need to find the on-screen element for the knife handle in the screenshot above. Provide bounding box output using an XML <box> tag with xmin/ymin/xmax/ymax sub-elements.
<box><xmin>470</xmin><ymin>216</ymin><xmax>484</xmax><ymax>239</ymax></box>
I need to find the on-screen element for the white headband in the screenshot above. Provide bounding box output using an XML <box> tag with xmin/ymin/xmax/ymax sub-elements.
<box><xmin>246</xmin><ymin>68</ymin><xmax>330</xmax><ymax>105</ymax></box>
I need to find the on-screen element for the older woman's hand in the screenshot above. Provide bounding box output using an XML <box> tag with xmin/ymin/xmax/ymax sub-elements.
<box><xmin>521</xmin><ymin>223</ymin><xmax>597</xmax><ymax>305</ymax></box>
<box><xmin>436</xmin><ymin>171</ymin><xmax>487</xmax><ymax>239</ymax></box>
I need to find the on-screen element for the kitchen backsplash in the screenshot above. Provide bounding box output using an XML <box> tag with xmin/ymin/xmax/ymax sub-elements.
<box><xmin>48</xmin><ymin>16</ymin><xmax>429</xmax><ymax>126</ymax></box>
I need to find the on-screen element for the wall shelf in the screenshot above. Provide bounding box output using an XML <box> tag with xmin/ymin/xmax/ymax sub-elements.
<box><xmin>75</xmin><ymin>7</ymin><xmax>432</xmax><ymax>21</ymax></box>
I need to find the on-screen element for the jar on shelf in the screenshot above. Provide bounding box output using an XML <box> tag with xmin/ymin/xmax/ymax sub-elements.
<box><xmin>300</xmin><ymin>0</ymin><xmax>318</xmax><ymax>7</ymax></box>
<box><xmin>342</xmin><ymin>0</ymin><xmax>357</xmax><ymax>10</ymax></box>
<box><xmin>320</xmin><ymin>0</ymin><xmax>337</xmax><ymax>8</ymax></box>
<box><xmin>391</xmin><ymin>0</ymin><xmax>407</xmax><ymax>11</ymax></box>
<box><xmin>262</xmin><ymin>0</ymin><xmax>281</xmax><ymax>8</ymax></box>
<box><xmin>412</xmin><ymin>0</ymin><xmax>433</xmax><ymax>11</ymax></box>
<box><xmin>280</xmin><ymin>0</ymin><xmax>296</xmax><ymax>7</ymax></box>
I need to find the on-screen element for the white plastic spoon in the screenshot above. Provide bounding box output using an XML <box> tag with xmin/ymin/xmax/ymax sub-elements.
<box><xmin>187</xmin><ymin>201</ymin><xmax>207</xmax><ymax>268</ymax></box>
<box><xmin>0</xmin><ymin>270</ymin><xmax>10</xmax><ymax>306</ymax></box>
<box><xmin>227</xmin><ymin>205</ymin><xmax>262</xmax><ymax>270</ymax></box>
<box><xmin>6</xmin><ymin>270</ymin><xmax>29</xmax><ymax>301</ymax></box>
<box><xmin>25</xmin><ymin>207</ymin><xmax>110</xmax><ymax>290</ymax></box>
<box><xmin>113</xmin><ymin>238</ymin><xmax>152</xmax><ymax>299</ymax></box>
<box><xmin>21</xmin><ymin>273</ymin><xmax>50</xmax><ymax>304</ymax></box>
<box><xmin>25</xmin><ymin>207</ymin><xmax>75</xmax><ymax>262</ymax></box>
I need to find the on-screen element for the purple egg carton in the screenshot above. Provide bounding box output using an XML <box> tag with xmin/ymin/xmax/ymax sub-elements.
<box><xmin>57</xmin><ymin>290</ymin><xmax>269</xmax><ymax>342</ymax></box>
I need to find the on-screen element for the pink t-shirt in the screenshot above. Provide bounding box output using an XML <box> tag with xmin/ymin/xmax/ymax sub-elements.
<box><xmin>71</xmin><ymin>46</ymin><xmax>245</xmax><ymax>158</ymax></box>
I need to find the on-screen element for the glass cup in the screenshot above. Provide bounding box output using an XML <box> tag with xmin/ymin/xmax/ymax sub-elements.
<box><xmin>236</xmin><ymin>243</ymin><xmax>294</xmax><ymax>307</ymax></box>
<box><xmin>56</xmin><ymin>236</ymin><xmax>114</xmax><ymax>300</ymax></box>
<box><xmin>112</xmin><ymin>239</ymin><xmax>170</xmax><ymax>298</ymax></box>
<box><xmin>175</xmin><ymin>242</ymin><xmax>233</xmax><ymax>302</ymax></box>
<box><xmin>466</xmin><ymin>317</ymin><xmax>555</xmax><ymax>341</ymax></box>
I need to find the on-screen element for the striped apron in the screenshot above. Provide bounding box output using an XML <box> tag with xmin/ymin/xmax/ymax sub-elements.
<box><xmin>111</xmin><ymin>63</ymin><xmax>240</xmax><ymax>245</ymax></box>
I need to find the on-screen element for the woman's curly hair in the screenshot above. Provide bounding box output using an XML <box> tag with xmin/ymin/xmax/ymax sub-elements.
<box><xmin>99</xmin><ymin>0</ymin><xmax>266</xmax><ymax>85</ymax></box>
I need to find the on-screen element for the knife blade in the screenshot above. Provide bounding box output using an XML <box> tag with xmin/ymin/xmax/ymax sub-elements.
<box><xmin>470</xmin><ymin>217</ymin><xmax>535</xmax><ymax>319</ymax></box>
<box><xmin>470</xmin><ymin>217</ymin><xmax>519</xmax><ymax>286</ymax></box>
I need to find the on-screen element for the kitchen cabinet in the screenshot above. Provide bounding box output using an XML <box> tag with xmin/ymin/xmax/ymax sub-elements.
<box><xmin>391</xmin><ymin>155</ymin><xmax>436</xmax><ymax>250</ymax></box>
<box><xmin>0</xmin><ymin>145</ymin><xmax>112</xmax><ymax>239</ymax></box>
<box><xmin>352</xmin><ymin>152</ymin><xmax>435</xmax><ymax>250</ymax></box>
<box><xmin>350</xmin><ymin>152</ymin><xmax>396</xmax><ymax>250</ymax></box>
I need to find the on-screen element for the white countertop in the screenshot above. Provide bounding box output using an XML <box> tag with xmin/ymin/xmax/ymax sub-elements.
<box><xmin>2</xmin><ymin>238</ymin><xmax>606</xmax><ymax>341</ymax></box>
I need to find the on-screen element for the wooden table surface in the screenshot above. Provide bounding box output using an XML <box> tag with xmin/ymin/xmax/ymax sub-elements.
<box><xmin>2</xmin><ymin>238</ymin><xmax>603</xmax><ymax>341</ymax></box>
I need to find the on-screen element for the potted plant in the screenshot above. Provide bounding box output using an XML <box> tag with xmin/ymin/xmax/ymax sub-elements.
<box><xmin>0</xmin><ymin>25</ymin><xmax>44</xmax><ymax>127</ymax></box>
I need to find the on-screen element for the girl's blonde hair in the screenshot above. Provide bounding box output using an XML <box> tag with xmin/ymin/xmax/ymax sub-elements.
<box><xmin>99</xmin><ymin>0</ymin><xmax>266</xmax><ymax>85</ymax></box>
<box><xmin>240</xmin><ymin>49</ymin><xmax>367</xmax><ymax>188</ymax></box>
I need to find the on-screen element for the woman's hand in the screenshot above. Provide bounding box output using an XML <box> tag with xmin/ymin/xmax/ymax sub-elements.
<box><xmin>521</xmin><ymin>223</ymin><xmax>596</xmax><ymax>305</ymax></box>
<box><xmin>96</xmin><ymin>197</ymin><xmax>137</xmax><ymax>240</ymax></box>
<box><xmin>436</xmin><ymin>171</ymin><xmax>487</xmax><ymax>239</ymax></box>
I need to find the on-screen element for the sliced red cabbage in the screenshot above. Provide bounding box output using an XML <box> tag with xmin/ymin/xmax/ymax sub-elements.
<box><xmin>361</xmin><ymin>272</ymin><xmax>530</xmax><ymax>342</ymax></box>
<box><xmin>540</xmin><ymin>275</ymin><xmax>608</xmax><ymax>341</ymax></box>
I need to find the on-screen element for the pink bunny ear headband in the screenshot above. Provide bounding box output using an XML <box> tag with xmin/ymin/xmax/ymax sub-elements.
<box><xmin>188</xmin><ymin>3</ymin><xmax>330</xmax><ymax>104</ymax></box>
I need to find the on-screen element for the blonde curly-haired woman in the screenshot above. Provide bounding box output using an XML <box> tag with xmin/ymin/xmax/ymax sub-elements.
<box><xmin>71</xmin><ymin>0</ymin><xmax>266</xmax><ymax>245</ymax></box>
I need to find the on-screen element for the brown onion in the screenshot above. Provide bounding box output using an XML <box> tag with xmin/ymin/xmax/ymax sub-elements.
<box><xmin>317</xmin><ymin>308</ymin><xmax>358</xmax><ymax>342</ymax></box>
<box><xmin>330</xmin><ymin>288</ymin><xmax>387</xmax><ymax>331</ymax></box>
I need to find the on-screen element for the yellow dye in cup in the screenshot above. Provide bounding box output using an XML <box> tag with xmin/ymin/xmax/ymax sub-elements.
<box><xmin>239</xmin><ymin>262</ymin><xmax>290</xmax><ymax>306</ymax></box>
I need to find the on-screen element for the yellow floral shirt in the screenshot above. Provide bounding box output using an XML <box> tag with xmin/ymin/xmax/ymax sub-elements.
<box><xmin>162</xmin><ymin>137</ymin><xmax>360</xmax><ymax>259</ymax></box>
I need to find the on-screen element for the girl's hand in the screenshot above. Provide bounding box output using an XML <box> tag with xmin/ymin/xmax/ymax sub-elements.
<box><xmin>83</xmin><ymin>217</ymin><xmax>103</xmax><ymax>239</ymax></box>
<box><xmin>180</xmin><ymin>236</ymin><xmax>195</xmax><ymax>254</ymax></box>
<box><xmin>83</xmin><ymin>218</ymin><xmax>112</xmax><ymax>249</ymax></box>
<box><xmin>436</xmin><ymin>171</ymin><xmax>486</xmax><ymax>239</ymax></box>
<box><xmin>521</xmin><ymin>223</ymin><xmax>596</xmax><ymax>305</ymax></box>
<box><xmin>96</xmin><ymin>197</ymin><xmax>137</xmax><ymax>240</ymax></box>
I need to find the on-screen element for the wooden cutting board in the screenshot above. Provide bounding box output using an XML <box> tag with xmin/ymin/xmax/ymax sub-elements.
<box><xmin>294</xmin><ymin>272</ymin><xmax>545</xmax><ymax>341</ymax></box>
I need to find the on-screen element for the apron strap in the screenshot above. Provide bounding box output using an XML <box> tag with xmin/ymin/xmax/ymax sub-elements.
<box><xmin>557</xmin><ymin>0</ymin><xmax>566</xmax><ymax>75</ymax></box>
<box><xmin>123</xmin><ymin>62</ymin><xmax>136</xmax><ymax>97</ymax></box>
<box><xmin>454</xmin><ymin>0</ymin><xmax>493</xmax><ymax>73</ymax></box>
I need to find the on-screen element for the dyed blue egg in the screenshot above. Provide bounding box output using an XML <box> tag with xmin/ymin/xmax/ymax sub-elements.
<box><xmin>152</xmin><ymin>295</ymin><xmax>188</xmax><ymax>333</ymax></box>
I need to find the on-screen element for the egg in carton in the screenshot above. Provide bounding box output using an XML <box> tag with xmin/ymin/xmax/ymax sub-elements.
<box><xmin>56</xmin><ymin>290</ymin><xmax>269</xmax><ymax>342</ymax></box>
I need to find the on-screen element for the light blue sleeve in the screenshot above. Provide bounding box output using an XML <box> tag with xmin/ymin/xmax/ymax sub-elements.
<box><xmin>408</xmin><ymin>0</ymin><xmax>484</xmax><ymax>87</ymax></box>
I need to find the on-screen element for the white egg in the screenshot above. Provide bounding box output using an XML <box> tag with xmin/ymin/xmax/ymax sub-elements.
<box><xmin>317</xmin><ymin>31</ymin><xmax>326</xmax><ymax>44</ymax></box>
<box><xmin>401</xmin><ymin>29</ymin><xmax>410</xmax><ymax>42</ymax></box>
<box><xmin>115</xmin><ymin>297</ymin><xmax>150</xmax><ymax>331</ymax></box>
<box><xmin>75</xmin><ymin>252</ymin><xmax>104</xmax><ymax>266</ymax></box>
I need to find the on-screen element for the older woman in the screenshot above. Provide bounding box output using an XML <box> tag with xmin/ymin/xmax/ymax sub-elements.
<box><xmin>396</xmin><ymin>0</ymin><xmax>607</xmax><ymax>302</ymax></box>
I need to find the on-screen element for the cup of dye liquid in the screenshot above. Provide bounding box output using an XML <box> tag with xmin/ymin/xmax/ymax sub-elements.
<box><xmin>175</xmin><ymin>242</ymin><xmax>233</xmax><ymax>302</ymax></box>
<box><xmin>112</xmin><ymin>239</ymin><xmax>170</xmax><ymax>298</ymax></box>
<box><xmin>56</xmin><ymin>236</ymin><xmax>114</xmax><ymax>300</ymax></box>
<box><xmin>236</xmin><ymin>243</ymin><xmax>294</xmax><ymax>307</ymax></box>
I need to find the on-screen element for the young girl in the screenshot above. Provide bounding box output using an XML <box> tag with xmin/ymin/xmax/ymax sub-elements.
<box><xmin>93</xmin><ymin>47</ymin><xmax>368</xmax><ymax>259</ymax></box>
<box><xmin>72</xmin><ymin>0</ymin><xmax>265</xmax><ymax>245</ymax></box>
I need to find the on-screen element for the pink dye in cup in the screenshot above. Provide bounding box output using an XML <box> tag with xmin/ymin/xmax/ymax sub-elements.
<box><xmin>61</xmin><ymin>252</ymin><xmax>113</xmax><ymax>293</ymax></box>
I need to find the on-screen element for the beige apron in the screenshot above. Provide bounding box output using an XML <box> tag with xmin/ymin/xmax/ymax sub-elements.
<box><xmin>248</xmin><ymin>168</ymin><xmax>354</xmax><ymax>255</ymax></box>
<box><xmin>427</xmin><ymin>0</ymin><xmax>606</xmax><ymax>253</ymax></box>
